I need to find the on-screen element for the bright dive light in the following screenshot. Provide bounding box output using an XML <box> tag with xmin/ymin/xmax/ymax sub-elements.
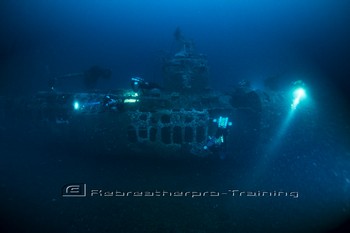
<box><xmin>295</xmin><ymin>88</ymin><xmax>306</xmax><ymax>99</ymax></box>
<box><xmin>291</xmin><ymin>88</ymin><xmax>306</xmax><ymax>110</ymax></box>
<box><xmin>73</xmin><ymin>101</ymin><xmax>80</xmax><ymax>110</ymax></box>
<box><xmin>124</xmin><ymin>99</ymin><xmax>138</xmax><ymax>103</ymax></box>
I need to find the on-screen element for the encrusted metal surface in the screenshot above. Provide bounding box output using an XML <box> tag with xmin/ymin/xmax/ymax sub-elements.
<box><xmin>127</xmin><ymin>109</ymin><xmax>209</xmax><ymax>146</ymax></box>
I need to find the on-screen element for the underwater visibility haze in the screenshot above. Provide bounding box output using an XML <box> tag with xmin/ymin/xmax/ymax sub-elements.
<box><xmin>0</xmin><ymin>0</ymin><xmax>350</xmax><ymax>232</ymax></box>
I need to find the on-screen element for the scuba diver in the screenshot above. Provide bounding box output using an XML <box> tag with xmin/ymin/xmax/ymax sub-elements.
<box><xmin>131</xmin><ymin>77</ymin><xmax>161</xmax><ymax>96</ymax></box>
<box><xmin>102</xmin><ymin>95</ymin><xmax>124</xmax><ymax>112</ymax></box>
<box><xmin>49</xmin><ymin>65</ymin><xmax>112</xmax><ymax>91</ymax></box>
<box><xmin>203</xmin><ymin>116</ymin><xmax>232</xmax><ymax>159</ymax></box>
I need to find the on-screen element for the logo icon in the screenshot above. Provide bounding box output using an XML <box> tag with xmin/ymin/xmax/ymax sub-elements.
<box><xmin>62</xmin><ymin>183</ymin><xmax>87</xmax><ymax>197</ymax></box>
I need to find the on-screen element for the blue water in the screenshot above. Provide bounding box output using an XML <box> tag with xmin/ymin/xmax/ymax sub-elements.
<box><xmin>1</xmin><ymin>0</ymin><xmax>350</xmax><ymax>232</ymax></box>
